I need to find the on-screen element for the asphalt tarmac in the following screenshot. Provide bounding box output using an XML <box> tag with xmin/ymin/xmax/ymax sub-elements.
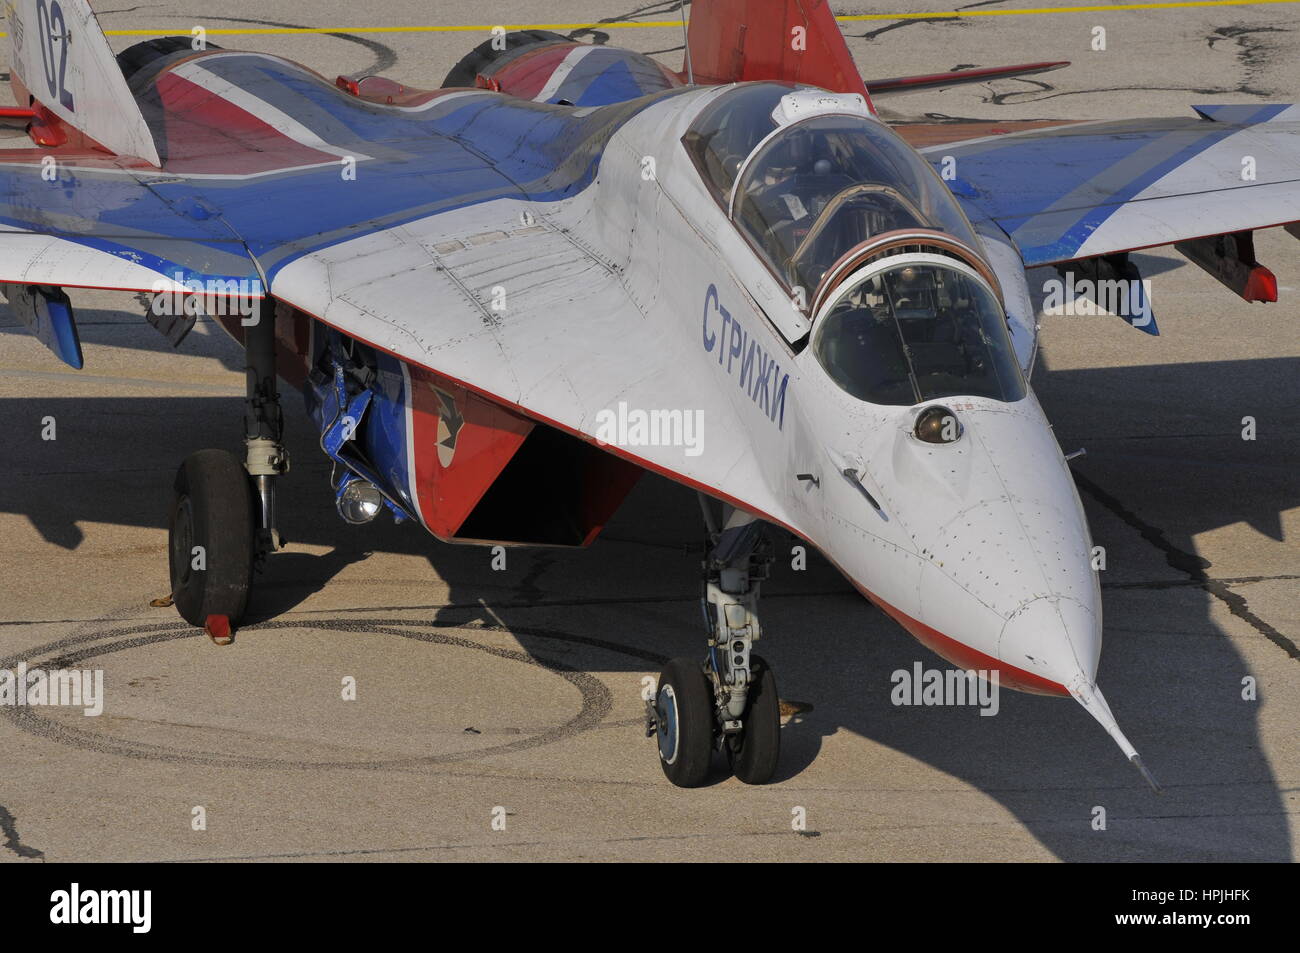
<box><xmin>1</xmin><ymin>1</ymin><xmax>1297</xmax><ymax>862</ymax></box>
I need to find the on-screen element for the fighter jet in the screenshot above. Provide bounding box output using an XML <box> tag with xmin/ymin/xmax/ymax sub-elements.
<box><xmin>2</xmin><ymin>0</ymin><xmax>1296</xmax><ymax>787</ymax></box>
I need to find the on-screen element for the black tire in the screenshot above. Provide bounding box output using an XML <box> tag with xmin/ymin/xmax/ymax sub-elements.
<box><xmin>655</xmin><ymin>658</ymin><xmax>715</xmax><ymax>788</ymax></box>
<box><xmin>117</xmin><ymin>36</ymin><xmax>222</xmax><ymax>84</ymax></box>
<box><xmin>727</xmin><ymin>655</ymin><xmax>781</xmax><ymax>785</ymax></box>
<box><xmin>441</xmin><ymin>29</ymin><xmax>570</xmax><ymax>89</ymax></box>
<box><xmin>168</xmin><ymin>449</ymin><xmax>254</xmax><ymax>628</ymax></box>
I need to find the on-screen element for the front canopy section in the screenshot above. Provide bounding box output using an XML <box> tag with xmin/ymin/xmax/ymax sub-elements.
<box><xmin>683</xmin><ymin>85</ymin><xmax>984</xmax><ymax>303</ymax></box>
<box><xmin>812</xmin><ymin>253</ymin><xmax>1026</xmax><ymax>406</ymax></box>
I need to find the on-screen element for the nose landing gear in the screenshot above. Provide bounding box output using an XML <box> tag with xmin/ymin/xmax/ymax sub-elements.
<box><xmin>649</xmin><ymin>499</ymin><xmax>782</xmax><ymax>787</ymax></box>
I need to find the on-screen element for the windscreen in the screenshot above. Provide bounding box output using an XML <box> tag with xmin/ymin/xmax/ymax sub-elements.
<box><xmin>813</xmin><ymin>259</ymin><xmax>1026</xmax><ymax>406</ymax></box>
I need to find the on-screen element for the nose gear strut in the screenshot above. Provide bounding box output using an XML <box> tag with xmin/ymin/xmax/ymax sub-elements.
<box><xmin>649</xmin><ymin>495</ymin><xmax>782</xmax><ymax>787</ymax></box>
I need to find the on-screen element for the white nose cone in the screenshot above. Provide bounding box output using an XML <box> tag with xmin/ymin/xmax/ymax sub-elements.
<box><xmin>998</xmin><ymin>595</ymin><xmax>1101</xmax><ymax>692</ymax></box>
<box><xmin>1001</xmin><ymin>596</ymin><xmax>1159</xmax><ymax>790</ymax></box>
<box><xmin>827</xmin><ymin>391</ymin><xmax>1159</xmax><ymax>789</ymax></box>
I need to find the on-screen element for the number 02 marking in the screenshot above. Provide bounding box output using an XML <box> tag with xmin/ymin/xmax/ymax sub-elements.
<box><xmin>36</xmin><ymin>0</ymin><xmax>75</xmax><ymax>112</ymax></box>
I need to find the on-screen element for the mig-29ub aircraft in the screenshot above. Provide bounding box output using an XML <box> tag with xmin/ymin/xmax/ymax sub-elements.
<box><xmin>3</xmin><ymin>0</ymin><xmax>1297</xmax><ymax>788</ymax></box>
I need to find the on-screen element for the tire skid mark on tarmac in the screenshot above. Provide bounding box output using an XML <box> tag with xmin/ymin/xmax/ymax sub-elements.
<box><xmin>0</xmin><ymin>618</ymin><xmax>667</xmax><ymax>771</ymax></box>
<box><xmin>179</xmin><ymin>12</ymin><xmax>399</xmax><ymax>74</ymax></box>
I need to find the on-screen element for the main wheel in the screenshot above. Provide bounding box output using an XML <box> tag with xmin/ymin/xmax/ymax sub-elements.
<box><xmin>726</xmin><ymin>655</ymin><xmax>781</xmax><ymax>784</ymax></box>
<box><xmin>168</xmin><ymin>449</ymin><xmax>254</xmax><ymax>629</ymax></box>
<box><xmin>440</xmin><ymin>29</ymin><xmax>569</xmax><ymax>89</ymax></box>
<box><xmin>655</xmin><ymin>658</ymin><xmax>715</xmax><ymax>788</ymax></box>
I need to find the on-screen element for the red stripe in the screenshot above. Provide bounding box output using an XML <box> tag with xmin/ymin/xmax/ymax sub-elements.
<box><xmin>862</xmin><ymin>586</ymin><xmax>1069</xmax><ymax>696</ymax></box>
<box><xmin>489</xmin><ymin>45</ymin><xmax>580</xmax><ymax>100</ymax></box>
<box><xmin>285</xmin><ymin>297</ymin><xmax>1068</xmax><ymax>695</ymax></box>
<box><xmin>153</xmin><ymin>72</ymin><xmax>340</xmax><ymax>175</ymax></box>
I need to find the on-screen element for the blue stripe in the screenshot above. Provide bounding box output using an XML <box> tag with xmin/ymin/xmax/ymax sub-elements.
<box><xmin>1192</xmin><ymin>103</ymin><xmax>1292</xmax><ymax>124</ymax></box>
<box><xmin>0</xmin><ymin>54</ymin><xmax>684</xmax><ymax>286</ymax></box>
<box><xmin>367</xmin><ymin>351</ymin><xmax>417</xmax><ymax>516</ymax></box>
<box><xmin>935</xmin><ymin>112</ymin><xmax>1282</xmax><ymax>264</ymax></box>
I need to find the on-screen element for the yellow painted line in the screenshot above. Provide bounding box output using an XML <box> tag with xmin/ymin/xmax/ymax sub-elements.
<box><xmin>838</xmin><ymin>0</ymin><xmax>1300</xmax><ymax>19</ymax></box>
<box><xmin>0</xmin><ymin>0</ymin><xmax>1295</xmax><ymax>37</ymax></box>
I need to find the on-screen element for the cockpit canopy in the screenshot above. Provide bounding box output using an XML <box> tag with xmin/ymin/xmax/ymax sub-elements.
<box><xmin>683</xmin><ymin>84</ymin><xmax>983</xmax><ymax>301</ymax></box>
<box><xmin>813</xmin><ymin>255</ymin><xmax>1026</xmax><ymax>406</ymax></box>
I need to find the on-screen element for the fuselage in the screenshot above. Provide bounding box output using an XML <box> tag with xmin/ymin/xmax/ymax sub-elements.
<box><xmin>168</xmin><ymin>56</ymin><xmax>1103</xmax><ymax>699</ymax></box>
<box><xmin>579</xmin><ymin>82</ymin><xmax>1103</xmax><ymax>697</ymax></box>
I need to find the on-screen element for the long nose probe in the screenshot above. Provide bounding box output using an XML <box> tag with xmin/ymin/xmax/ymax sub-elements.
<box><xmin>1069</xmin><ymin>677</ymin><xmax>1163</xmax><ymax>794</ymax></box>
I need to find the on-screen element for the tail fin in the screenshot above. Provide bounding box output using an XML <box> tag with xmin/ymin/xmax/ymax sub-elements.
<box><xmin>4</xmin><ymin>0</ymin><xmax>160</xmax><ymax>165</ymax></box>
<box><xmin>683</xmin><ymin>0</ymin><xmax>873</xmax><ymax>111</ymax></box>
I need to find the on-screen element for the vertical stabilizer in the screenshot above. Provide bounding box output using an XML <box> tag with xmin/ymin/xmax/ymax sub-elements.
<box><xmin>683</xmin><ymin>0</ymin><xmax>874</xmax><ymax>111</ymax></box>
<box><xmin>4</xmin><ymin>0</ymin><xmax>161</xmax><ymax>165</ymax></box>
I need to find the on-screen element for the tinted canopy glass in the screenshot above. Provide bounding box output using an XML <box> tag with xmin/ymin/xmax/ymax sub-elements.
<box><xmin>813</xmin><ymin>258</ymin><xmax>1026</xmax><ymax>406</ymax></box>
<box><xmin>682</xmin><ymin>84</ymin><xmax>795</xmax><ymax>204</ymax></box>
<box><xmin>733</xmin><ymin>116</ymin><xmax>980</xmax><ymax>294</ymax></box>
<box><xmin>684</xmin><ymin>85</ymin><xmax>985</xmax><ymax>301</ymax></box>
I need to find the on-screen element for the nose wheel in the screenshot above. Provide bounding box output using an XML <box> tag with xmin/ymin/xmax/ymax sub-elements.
<box><xmin>649</xmin><ymin>498</ymin><xmax>782</xmax><ymax>787</ymax></box>
<box><xmin>724</xmin><ymin>654</ymin><xmax>780</xmax><ymax>784</ymax></box>
<box><xmin>653</xmin><ymin>659</ymin><xmax>714</xmax><ymax>787</ymax></box>
<box><xmin>651</xmin><ymin>652</ymin><xmax>782</xmax><ymax>787</ymax></box>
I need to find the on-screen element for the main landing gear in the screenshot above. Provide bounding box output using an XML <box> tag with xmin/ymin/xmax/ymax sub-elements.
<box><xmin>649</xmin><ymin>499</ymin><xmax>781</xmax><ymax>787</ymax></box>
<box><xmin>167</xmin><ymin>302</ymin><xmax>288</xmax><ymax>643</ymax></box>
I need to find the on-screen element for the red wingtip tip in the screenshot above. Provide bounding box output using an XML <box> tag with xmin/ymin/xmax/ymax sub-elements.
<box><xmin>204</xmin><ymin>614</ymin><xmax>233</xmax><ymax>645</ymax></box>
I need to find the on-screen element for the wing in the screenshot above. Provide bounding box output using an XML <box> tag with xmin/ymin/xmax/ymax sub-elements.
<box><xmin>0</xmin><ymin>43</ymin><xmax>799</xmax><ymax>531</ymax></box>
<box><xmin>918</xmin><ymin>105</ymin><xmax>1300</xmax><ymax>268</ymax></box>
<box><xmin>268</xmin><ymin>192</ymin><xmax>801</xmax><ymax>533</ymax></box>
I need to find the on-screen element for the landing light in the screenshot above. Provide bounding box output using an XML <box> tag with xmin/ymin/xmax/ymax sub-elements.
<box><xmin>337</xmin><ymin>480</ymin><xmax>385</xmax><ymax>524</ymax></box>
<box><xmin>914</xmin><ymin>405</ymin><xmax>963</xmax><ymax>444</ymax></box>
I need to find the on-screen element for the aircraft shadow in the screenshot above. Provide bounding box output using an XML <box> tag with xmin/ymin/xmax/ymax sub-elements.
<box><xmin>1</xmin><ymin>343</ymin><xmax>1294</xmax><ymax>861</ymax></box>
<box><xmin>0</xmin><ymin>310</ymin><xmax>248</xmax><ymax>374</ymax></box>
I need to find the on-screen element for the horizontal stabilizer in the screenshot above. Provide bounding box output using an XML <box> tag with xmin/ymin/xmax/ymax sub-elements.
<box><xmin>865</xmin><ymin>61</ymin><xmax>1069</xmax><ymax>94</ymax></box>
